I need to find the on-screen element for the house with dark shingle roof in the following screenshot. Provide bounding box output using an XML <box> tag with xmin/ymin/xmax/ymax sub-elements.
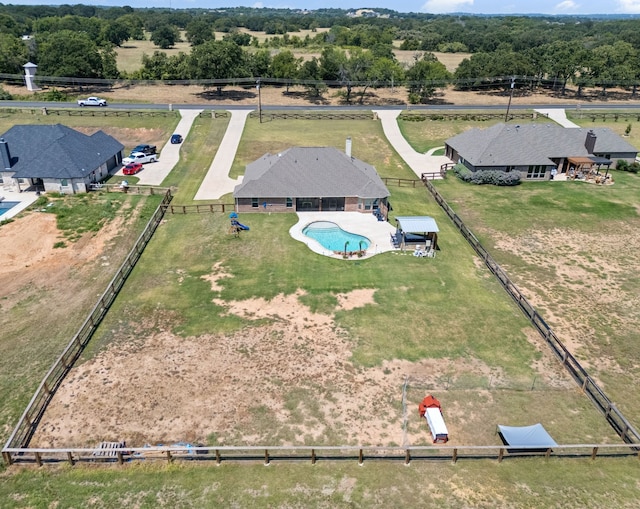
<box><xmin>0</xmin><ymin>124</ymin><xmax>124</xmax><ymax>194</ymax></box>
<box><xmin>445</xmin><ymin>123</ymin><xmax>638</xmax><ymax>180</ymax></box>
<box><xmin>233</xmin><ymin>145</ymin><xmax>390</xmax><ymax>217</ymax></box>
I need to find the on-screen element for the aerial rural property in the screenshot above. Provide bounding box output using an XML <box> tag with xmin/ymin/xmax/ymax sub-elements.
<box><xmin>1</xmin><ymin>3</ymin><xmax>640</xmax><ymax>508</ymax></box>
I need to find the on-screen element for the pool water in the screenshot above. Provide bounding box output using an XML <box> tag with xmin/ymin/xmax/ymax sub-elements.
<box><xmin>0</xmin><ymin>201</ymin><xmax>20</xmax><ymax>217</ymax></box>
<box><xmin>302</xmin><ymin>221</ymin><xmax>370</xmax><ymax>252</ymax></box>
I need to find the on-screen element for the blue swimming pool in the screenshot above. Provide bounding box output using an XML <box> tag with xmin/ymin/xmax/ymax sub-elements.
<box><xmin>0</xmin><ymin>201</ymin><xmax>20</xmax><ymax>218</ymax></box>
<box><xmin>302</xmin><ymin>221</ymin><xmax>370</xmax><ymax>252</ymax></box>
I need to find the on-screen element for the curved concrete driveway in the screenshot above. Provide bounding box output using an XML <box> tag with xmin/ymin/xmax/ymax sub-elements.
<box><xmin>117</xmin><ymin>109</ymin><xmax>203</xmax><ymax>186</ymax></box>
<box><xmin>194</xmin><ymin>109</ymin><xmax>252</xmax><ymax>200</ymax></box>
<box><xmin>374</xmin><ymin>110</ymin><xmax>450</xmax><ymax>178</ymax></box>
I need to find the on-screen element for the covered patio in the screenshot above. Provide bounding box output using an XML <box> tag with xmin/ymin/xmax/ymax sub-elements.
<box><xmin>392</xmin><ymin>216</ymin><xmax>439</xmax><ymax>252</ymax></box>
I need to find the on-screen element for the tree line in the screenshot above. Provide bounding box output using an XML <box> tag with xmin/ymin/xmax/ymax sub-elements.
<box><xmin>1</xmin><ymin>5</ymin><xmax>640</xmax><ymax>103</ymax></box>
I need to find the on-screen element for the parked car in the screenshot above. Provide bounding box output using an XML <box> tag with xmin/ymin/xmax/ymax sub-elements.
<box><xmin>131</xmin><ymin>144</ymin><xmax>156</xmax><ymax>155</ymax></box>
<box><xmin>170</xmin><ymin>134</ymin><xmax>183</xmax><ymax>144</ymax></box>
<box><xmin>122</xmin><ymin>151</ymin><xmax>158</xmax><ymax>165</ymax></box>
<box><xmin>122</xmin><ymin>162</ymin><xmax>143</xmax><ymax>175</ymax></box>
<box><xmin>77</xmin><ymin>97</ymin><xmax>107</xmax><ymax>107</ymax></box>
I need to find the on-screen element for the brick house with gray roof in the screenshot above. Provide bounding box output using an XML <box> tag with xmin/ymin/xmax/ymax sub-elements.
<box><xmin>0</xmin><ymin>124</ymin><xmax>124</xmax><ymax>194</ymax></box>
<box><xmin>233</xmin><ymin>146</ymin><xmax>390</xmax><ymax>217</ymax></box>
<box><xmin>445</xmin><ymin>123</ymin><xmax>638</xmax><ymax>180</ymax></box>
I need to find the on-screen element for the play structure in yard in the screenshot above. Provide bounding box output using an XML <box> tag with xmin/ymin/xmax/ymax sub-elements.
<box><xmin>229</xmin><ymin>212</ymin><xmax>250</xmax><ymax>236</ymax></box>
<box><xmin>418</xmin><ymin>395</ymin><xmax>449</xmax><ymax>443</ymax></box>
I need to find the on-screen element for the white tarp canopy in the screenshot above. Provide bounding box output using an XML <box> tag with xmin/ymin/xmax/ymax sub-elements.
<box><xmin>395</xmin><ymin>216</ymin><xmax>439</xmax><ymax>234</ymax></box>
<box><xmin>497</xmin><ymin>423</ymin><xmax>557</xmax><ymax>450</ymax></box>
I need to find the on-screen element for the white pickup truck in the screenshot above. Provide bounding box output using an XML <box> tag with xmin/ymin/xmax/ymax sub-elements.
<box><xmin>122</xmin><ymin>151</ymin><xmax>158</xmax><ymax>165</ymax></box>
<box><xmin>77</xmin><ymin>96</ymin><xmax>108</xmax><ymax>107</ymax></box>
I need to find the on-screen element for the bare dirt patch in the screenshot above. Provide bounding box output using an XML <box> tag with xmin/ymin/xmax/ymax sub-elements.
<box><xmin>32</xmin><ymin>288</ymin><xmax>547</xmax><ymax>449</ymax></box>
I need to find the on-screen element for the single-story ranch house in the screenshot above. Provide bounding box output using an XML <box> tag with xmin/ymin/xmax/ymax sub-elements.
<box><xmin>234</xmin><ymin>144</ymin><xmax>390</xmax><ymax>218</ymax></box>
<box><xmin>0</xmin><ymin>124</ymin><xmax>124</xmax><ymax>194</ymax></box>
<box><xmin>445</xmin><ymin>123</ymin><xmax>638</xmax><ymax>180</ymax></box>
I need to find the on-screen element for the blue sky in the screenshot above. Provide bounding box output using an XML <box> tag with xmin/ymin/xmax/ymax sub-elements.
<box><xmin>6</xmin><ymin>0</ymin><xmax>640</xmax><ymax>15</ymax></box>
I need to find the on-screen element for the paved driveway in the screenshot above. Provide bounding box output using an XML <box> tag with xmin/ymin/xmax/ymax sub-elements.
<box><xmin>116</xmin><ymin>109</ymin><xmax>203</xmax><ymax>186</ymax></box>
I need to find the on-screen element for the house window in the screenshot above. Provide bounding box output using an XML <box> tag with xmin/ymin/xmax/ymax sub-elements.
<box><xmin>526</xmin><ymin>166</ymin><xmax>546</xmax><ymax>179</ymax></box>
<box><xmin>505</xmin><ymin>166</ymin><xmax>515</xmax><ymax>172</ymax></box>
<box><xmin>61</xmin><ymin>179</ymin><xmax>68</xmax><ymax>186</ymax></box>
<box><xmin>286</xmin><ymin>197</ymin><xmax>293</xmax><ymax>208</ymax></box>
<box><xmin>251</xmin><ymin>198</ymin><xmax>259</xmax><ymax>208</ymax></box>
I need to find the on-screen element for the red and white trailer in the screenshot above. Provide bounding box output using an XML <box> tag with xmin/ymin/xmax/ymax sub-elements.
<box><xmin>418</xmin><ymin>395</ymin><xmax>449</xmax><ymax>444</ymax></box>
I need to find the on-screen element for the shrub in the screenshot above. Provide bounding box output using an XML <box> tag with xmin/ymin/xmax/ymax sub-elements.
<box><xmin>615</xmin><ymin>160</ymin><xmax>639</xmax><ymax>173</ymax></box>
<box><xmin>0</xmin><ymin>86</ymin><xmax>12</xmax><ymax>100</ymax></box>
<box><xmin>453</xmin><ymin>164</ymin><xmax>521</xmax><ymax>186</ymax></box>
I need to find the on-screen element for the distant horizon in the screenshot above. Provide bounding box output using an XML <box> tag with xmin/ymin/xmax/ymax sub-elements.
<box><xmin>3</xmin><ymin>0</ymin><xmax>640</xmax><ymax>16</ymax></box>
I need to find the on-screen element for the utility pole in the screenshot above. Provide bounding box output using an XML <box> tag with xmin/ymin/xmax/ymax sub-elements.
<box><xmin>504</xmin><ymin>76</ymin><xmax>515</xmax><ymax>122</ymax></box>
<box><xmin>256</xmin><ymin>79</ymin><xmax>262</xmax><ymax>123</ymax></box>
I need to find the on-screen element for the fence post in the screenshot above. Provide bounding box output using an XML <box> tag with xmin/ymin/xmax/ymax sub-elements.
<box><xmin>591</xmin><ymin>447</ymin><xmax>598</xmax><ymax>461</ymax></box>
<box><xmin>117</xmin><ymin>451</ymin><xmax>124</xmax><ymax>465</ymax></box>
<box><xmin>264</xmin><ymin>449</ymin><xmax>270</xmax><ymax>466</ymax></box>
<box><xmin>311</xmin><ymin>448</ymin><xmax>316</xmax><ymax>465</ymax></box>
<box><xmin>404</xmin><ymin>449</ymin><xmax>411</xmax><ymax>465</ymax></box>
<box><xmin>166</xmin><ymin>450</ymin><xmax>172</xmax><ymax>463</ymax></box>
<box><xmin>215</xmin><ymin>449</ymin><xmax>221</xmax><ymax>465</ymax></box>
<box><xmin>34</xmin><ymin>451</ymin><xmax>42</xmax><ymax>467</ymax></box>
<box><xmin>452</xmin><ymin>448</ymin><xmax>458</xmax><ymax>464</ymax></box>
<box><xmin>358</xmin><ymin>448</ymin><xmax>364</xmax><ymax>465</ymax></box>
<box><xmin>67</xmin><ymin>452</ymin><xmax>74</xmax><ymax>466</ymax></box>
<box><xmin>498</xmin><ymin>448</ymin><xmax>504</xmax><ymax>463</ymax></box>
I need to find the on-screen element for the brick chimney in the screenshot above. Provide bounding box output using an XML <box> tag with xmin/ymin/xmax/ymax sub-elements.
<box><xmin>0</xmin><ymin>138</ymin><xmax>11</xmax><ymax>170</ymax></box>
<box><xmin>585</xmin><ymin>130</ymin><xmax>597</xmax><ymax>154</ymax></box>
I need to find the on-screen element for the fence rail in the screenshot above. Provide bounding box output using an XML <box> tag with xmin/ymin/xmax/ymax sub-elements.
<box><xmin>2</xmin><ymin>189</ymin><xmax>173</xmax><ymax>455</ymax></box>
<box><xmin>422</xmin><ymin>177</ymin><xmax>640</xmax><ymax>445</ymax></box>
<box><xmin>249</xmin><ymin>111</ymin><xmax>375</xmax><ymax>121</ymax></box>
<box><xmin>163</xmin><ymin>203</ymin><xmax>234</xmax><ymax>214</ymax></box>
<box><xmin>3</xmin><ymin>443</ymin><xmax>639</xmax><ymax>468</ymax></box>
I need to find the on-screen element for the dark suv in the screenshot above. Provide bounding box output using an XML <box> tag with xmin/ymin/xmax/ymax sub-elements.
<box><xmin>131</xmin><ymin>144</ymin><xmax>156</xmax><ymax>155</ymax></box>
<box><xmin>170</xmin><ymin>134</ymin><xmax>183</xmax><ymax>144</ymax></box>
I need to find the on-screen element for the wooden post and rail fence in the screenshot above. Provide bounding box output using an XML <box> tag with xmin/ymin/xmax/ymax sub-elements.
<box><xmin>3</xmin><ymin>174</ymin><xmax>640</xmax><ymax>467</ymax></box>
<box><xmin>420</xmin><ymin>174</ymin><xmax>640</xmax><ymax>446</ymax></box>
<box><xmin>3</xmin><ymin>443</ymin><xmax>640</xmax><ymax>468</ymax></box>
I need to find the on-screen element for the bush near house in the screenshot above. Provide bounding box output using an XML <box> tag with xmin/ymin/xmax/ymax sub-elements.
<box><xmin>453</xmin><ymin>164</ymin><xmax>521</xmax><ymax>186</ymax></box>
<box><xmin>615</xmin><ymin>159</ymin><xmax>640</xmax><ymax>173</ymax></box>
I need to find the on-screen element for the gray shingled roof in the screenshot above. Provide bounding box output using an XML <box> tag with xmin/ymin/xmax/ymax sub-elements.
<box><xmin>1</xmin><ymin>124</ymin><xmax>124</xmax><ymax>179</ymax></box>
<box><xmin>446</xmin><ymin>123</ymin><xmax>638</xmax><ymax>167</ymax></box>
<box><xmin>234</xmin><ymin>147</ymin><xmax>390</xmax><ymax>199</ymax></box>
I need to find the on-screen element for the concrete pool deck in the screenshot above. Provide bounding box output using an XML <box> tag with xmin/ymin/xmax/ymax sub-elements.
<box><xmin>290</xmin><ymin>212</ymin><xmax>398</xmax><ymax>259</ymax></box>
<box><xmin>0</xmin><ymin>189</ymin><xmax>40</xmax><ymax>221</ymax></box>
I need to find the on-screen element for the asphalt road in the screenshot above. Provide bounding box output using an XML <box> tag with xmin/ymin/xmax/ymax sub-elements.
<box><xmin>2</xmin><ymin>100</ymin><xmax>640</xmax><ymax>111</ymax></box>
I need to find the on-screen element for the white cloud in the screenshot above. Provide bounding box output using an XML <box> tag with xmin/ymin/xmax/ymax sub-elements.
<box><xmin>617</xmin><ymin>0</ymin><xmax>640</xmax><ymax>13</ymax></box>
<box><xmin>555</xmin><ymin>0</ymin><xmax>579</xmax><ymax>11</ymax></box>
<box><xmin>252</xmin><ymin>2</ymin><xmax>264</xmax><ymax>7</ymax></box>
<box><xmin>421</xmin><ymin>0</ymin><xmax>474</xmax><ymax>14</ymax></box>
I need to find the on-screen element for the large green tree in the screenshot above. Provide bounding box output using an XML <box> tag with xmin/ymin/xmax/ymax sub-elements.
<box><xmin>406</xmin><ymin>53</ymin><xmax>451</xmax><ymax>103</ymax></box>
<box><xmin>0</xmin><ymin>33</ymin><xmax>29</xmax><ymax>74</ymax></box>
<box><xmin>189</xmin><ymin>40</ymin><xmax>247</xmax><ymax>94</ymax></box>
<box><xmin>270</xmin><ymin>50</ymin><xmax>301</xmax><ymax>92</ymax></box>
<box><xmin>37</xmin><ymin>30</ymin><xmax>104</xmax><ymax>78</ymax></box>
<box><xmin>151</xmin><ymin>24</ymin><xmax>179</xmax><ymax>49</ymax></box>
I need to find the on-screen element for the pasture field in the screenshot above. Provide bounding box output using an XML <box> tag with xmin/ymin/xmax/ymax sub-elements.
<box><xmin>1</xmin><ymin>110</ymin><xmax>639</xmax><ymax>507</ymax></box>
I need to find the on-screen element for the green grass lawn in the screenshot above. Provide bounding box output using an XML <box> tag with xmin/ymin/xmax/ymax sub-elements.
<box><xmin>1</xmin><ymin>459</ymin><xmax>639</xmax><ymax>509</ymax></box>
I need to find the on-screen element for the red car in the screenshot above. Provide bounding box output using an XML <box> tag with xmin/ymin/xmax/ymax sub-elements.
<box><xmin>122</xmin><ymin>162</ymin><xmax>143</xmax><ymax>175</ymax></box>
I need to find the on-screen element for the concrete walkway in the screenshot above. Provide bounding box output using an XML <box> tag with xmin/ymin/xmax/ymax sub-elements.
<box><xmin>534</xmin><ymin>108</ymin><xmax>579</xmax><ymax>128</ymax></box>
<box><xmin>130</xmin><ymin>109</ymin><xmax>203</xmax><ymax>186</ymax></box>
<box><xmin>0</xmin><ymin>189</ymin><xmax>40</xmax><ymax>220</ymax></box>
<box><xmin>374</xmin><ymin>109</ymin><xmax>450</xmax><ymax>178</ymax></box>
<box><xmin>194</xmin><ymin>109</ymin><xmax>252</xmax><ymax>200</ymax></box>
